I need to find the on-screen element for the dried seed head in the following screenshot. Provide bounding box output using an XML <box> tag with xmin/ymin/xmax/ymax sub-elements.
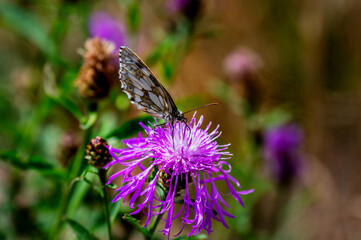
<box><xmin>75</xmin><ymin>38</ymin><xmax>117</xmax><ymax>99</ymax></box>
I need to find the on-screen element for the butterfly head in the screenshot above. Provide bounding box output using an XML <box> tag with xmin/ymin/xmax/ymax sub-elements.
<box><xmin>176</xmin><ymin>111</ymin><xmax>186</xmax><ymax>123</ymax></box>
<box><xmin>164</xmin><ymin>110</ymin><xmax>187</xmax><ymax>124</ymax></box>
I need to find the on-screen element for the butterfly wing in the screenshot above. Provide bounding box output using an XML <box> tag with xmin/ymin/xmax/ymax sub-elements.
<box><xmin>119</xmin><ymin>46</ymin><xmax>178</xmax><ymax>120</ymax></box>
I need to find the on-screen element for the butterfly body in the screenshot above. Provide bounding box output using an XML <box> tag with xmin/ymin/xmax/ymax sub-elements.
<box><xmin>119</xmin><ymin>46</ymin><xmax>186</xmax><ymax>124</ymax></box>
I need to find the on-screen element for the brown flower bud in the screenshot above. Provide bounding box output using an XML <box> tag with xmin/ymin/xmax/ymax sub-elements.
<box><xmin>85</xmin><ymin>136</ymin><xmax>111</xmax><ymax>169</ymax></box>
<box><xmin>75</xmin><ymin>38</ymin><xmax>117</xmax><ymax>99</ymax></box>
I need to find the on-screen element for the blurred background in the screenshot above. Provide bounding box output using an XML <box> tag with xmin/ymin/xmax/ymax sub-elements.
<box><xmin>1</xmin><ymin>0</ymin><xmax>361</xmax><ymax>239</ymax></box>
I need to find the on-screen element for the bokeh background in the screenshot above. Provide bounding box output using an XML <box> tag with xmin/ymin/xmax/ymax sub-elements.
<box><xmin>1</xmin><ymin>0</ymin><xmax>361</xmax><ymax>239</ymax></box>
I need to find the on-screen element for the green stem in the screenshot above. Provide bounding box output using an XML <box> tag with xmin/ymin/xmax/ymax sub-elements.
<box><xmin>49</xmin><ymin>127</ymin><xmax>92</xmax><ymax>239</ymax></box>
<box><xmin>147</xmin><ymin>211</ymin><xmax>164</xmax><ymax>240</ymax></box>
<box><xmin>99</xmin><ymin>169</ymin><xmax>112</xmax><ymax>240</ymax></box>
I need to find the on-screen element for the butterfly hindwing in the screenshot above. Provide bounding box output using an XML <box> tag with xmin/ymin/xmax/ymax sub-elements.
<box><xmin>119</xmin><ymin>46</ymin><xmax>178</xmax><ymax>119</ymax></box>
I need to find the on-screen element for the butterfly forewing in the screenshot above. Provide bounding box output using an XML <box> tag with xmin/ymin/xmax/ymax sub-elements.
<box><xmin>119</xmin><ymin>46</ymin><xmax>178</xmax><ymax>120</ymax></box>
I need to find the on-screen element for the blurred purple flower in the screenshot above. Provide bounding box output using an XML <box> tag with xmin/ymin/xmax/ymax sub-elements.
<box><xmin>223</xmin><ymin>47</ymin><xmax>263</xmax><ymax>82</ymax></box>
<box><xmin>263</xmin><ymin>124</ymin><xmax>304</xmax><ymax>185</ymax></box>
<box><xmin>105</xmin><ymin>115</ymin><xmax>253</xmax><ymax>237</ymax></box>
<box><xmin>88</xmin><ymin>12</ymin><xmax>126</xmax><ymax>50</ymax></box>
<box><xmin>167</xmin><ymin>0</ymin><xmax>191</xmax><ymax>13</ymax></box>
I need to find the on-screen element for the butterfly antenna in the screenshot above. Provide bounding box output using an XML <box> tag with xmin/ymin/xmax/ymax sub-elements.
<box><xmin>183</xmin><ymin>103</ymin><xmax>219</xmax><ymax>115</ymax></box>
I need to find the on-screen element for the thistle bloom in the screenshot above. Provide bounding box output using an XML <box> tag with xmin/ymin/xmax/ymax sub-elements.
<box><xmin>105</xmin><ymin>115</ymin><xmax>253</xmax><ymax>237</ymax></box>
<box><xmin>263</xmin><ymin>124</ymin><xmax>303</xmax><ymax>185</ymax></box>
<box><xmin>223</xmin><ymin>47</ymin><xmax>263</xmax><ymax>82</ymax></box>
<box><xmin>223</xmin><ymin>47</ymin><xmax>263</xmax><ymax>111</ymax></box>
<box><xmin>167</xmin><ymin>0</ymin><xmax>190</xmax><ymax>13</ymax></box>
<box><xmin>88</xmin><ymin>12</ymin><xmax>126</xmax><ymax>51</ymax></box>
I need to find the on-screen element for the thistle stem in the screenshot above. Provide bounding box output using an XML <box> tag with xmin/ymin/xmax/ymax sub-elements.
<box><xmin>147</xmin><ymin>211</ymin><xmax>164</xmax><ymax>240</ymax></box>
<box><xmin>99</xmin><ymin>169</ymin><xmax>112</xmax><ymax>240</ymax></box>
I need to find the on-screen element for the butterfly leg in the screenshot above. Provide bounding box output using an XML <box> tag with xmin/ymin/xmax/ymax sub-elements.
<box><xmin>171</xmin><ymin>122</ymin><xmax>175</xmax><ymax>148</ymax></box>
<box><xmin>183</xmin><ymin>118</ymin><xmax>191</xmax><ymax>133</ymax></box>
<box><xmin>154</xmin><ymin>122</ymin><xmax>166</xmax><ymax>129</ymax></box>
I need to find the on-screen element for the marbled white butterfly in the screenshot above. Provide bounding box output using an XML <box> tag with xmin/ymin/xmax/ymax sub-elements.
<box><xmin>118</xmin><ymin>46</ymin><xmax>187</xmax><ymax>125</ymax></box>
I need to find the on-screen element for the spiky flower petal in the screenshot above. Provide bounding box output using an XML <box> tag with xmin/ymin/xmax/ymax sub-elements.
<box><xmin>106</xmin><ymin>115</ymin><xmax>253</xmax><ymax>237</ymax></box>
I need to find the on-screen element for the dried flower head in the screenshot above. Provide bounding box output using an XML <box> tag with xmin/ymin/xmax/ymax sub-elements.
<box><xmin>263</xmin><ymin>123</ymin><xmax>304</xmax><ymax>186</ymax></box>
<box><xmin>75</xmin><ymin>38</ymin><xmax>117</xmax><ymax>99</ymax></box>
<box><xmin>88</xmin><ymin>11</ymin><xmax>126</xmax><ymax>51</ymax></box>
<box><xmin>86</xmin><ymin>136</ymin><xmax>112</xmax><ymax>169</ymax></box>
<box><xmin>105</xmin><ymin>114</ymin><xmax>253</xmax><ymax>237</ymax></box>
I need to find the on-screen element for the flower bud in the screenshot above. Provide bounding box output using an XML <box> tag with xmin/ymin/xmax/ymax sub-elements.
<box><xmin>85</xmin><ymin>136</ymin><xmax>111</xmax><ymax>169</ymax></box>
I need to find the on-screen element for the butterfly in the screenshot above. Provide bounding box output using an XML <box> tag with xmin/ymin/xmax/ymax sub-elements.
<box><xmin>118</xmin><ymin>46</ymin><xmax>187</xmax><ymax>125</ymax></box>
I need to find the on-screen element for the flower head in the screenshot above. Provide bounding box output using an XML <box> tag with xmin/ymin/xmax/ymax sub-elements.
<box><xmin>167</xmin><ymin>0</ymin><xmax>191</xmax><ymax>13</ymax></box>
<box><xmin>85</xmin><ymin>137</ymin><xmax>112</xmax><ymax>169</ymax></box>
<box><xmin>105</xmin><ymin>115</ymin><xmax>253</xmax><ymax>237</ymax></box>
<box><xmin>263</xmin><ymin>123</ymin><xmax>304</xmax><ymax>185</ymax></box>
<box><xmin>75</xmin><ymin>38</ymin><xmax>117</xmax><ymax>98</ymax></box>
<box><xmin>223</xmin><ymin>47</ymin><xmax>263</xmax><ymax>81</ymax></box>
<box><xmin>223</xmin><ymin>47</ymin><xmax>263</xmax><ymax>111</ymax></box>
<box><xmin>166</xmin><ymin>0</ymin><xmax>203</xmax><ymax>23</ymax></box>
<box><xmin>88</xmin><ymin>11</ymin><xmax>126</xmax><ymax>51</ymax></box>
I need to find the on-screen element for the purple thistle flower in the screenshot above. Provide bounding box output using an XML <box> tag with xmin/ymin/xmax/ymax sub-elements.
<box><xmin>167</xmin><ymin>0</ymin><xmax>191</xmax><ymax>13</ymax></box>
<box><xmin>105</xmin><ymin>115</ymin><xmax>253</xmax><ymax>237</ymax></box>
<box><xmin>88</xmin><ymin>12</ymin><xmax>126</xmax><ymax>51</ymax></box>
<box><xmin>223</xmin><ymin>47</ymin><xmax>263</xmax><ymax>82</ymax></box>
<box><xmin>263</xmin><ymin>124</ymin><xmax>304</xmax><ymax>185</ymax></box>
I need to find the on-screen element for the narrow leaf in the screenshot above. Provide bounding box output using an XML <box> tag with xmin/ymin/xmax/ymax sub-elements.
<box><xmin>0</xmin><ymin>150</ymin><xmax>26</xmax><ymax>169</ymax></box>
<box><xmin>48</xmin><ymin>94</ymin><xmax>83</xmax><ymax>121</ymax></box>
<box><xmin>123</xmin><ymin>214</ymin><xmax>150</xmax><ymax>237</ymax></box>
<box><xmin>127</xmin><ymin>0</ymin><xmax>141</xmax><ymax>33</ymax></box>
<box><xmin>0</xmin><ymin>150</ymin><xmax>67</xmax><ymax>180</ymax></box>
<box><xmin>173</xmin><ymin>234</ymin><xmax>208</xmax><ymax>240</ymax></box>
<box><xmin>66</xmin><ymin>219</ymin><xmax>99</xmax><ymax>240</ymax></box>
<box><xmin>0</xmin><ymin>3</ymin><xmax>56</xmax><ymax>58</ymax></box>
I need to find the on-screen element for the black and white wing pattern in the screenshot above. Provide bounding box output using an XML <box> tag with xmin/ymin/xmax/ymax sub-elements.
<box><xmin>119</xmin><ymin>46</ymin><xmax>184</xmax><ymax>123</ymax></box>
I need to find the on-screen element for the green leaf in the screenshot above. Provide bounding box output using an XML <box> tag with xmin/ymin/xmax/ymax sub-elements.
<box><xmin>0</xmin><ymin>3</ymin><xmax>56</xmax><ymax>58</ymax></box>
<box><xmin>81</xmin><ymin>112</ymin><xmax>98</xmax><ymax>130</ymax></box>
<box><xmin>28</xmin><ymin>155</ymin><xmax>54</xmax><ymax>169</ymax></box>
<box><xmin>161</xmin><ymin>60</ymin><xmax>176</xmax><ymax>82</ymax></box>
<box><xmin>48</xmin><ymin>94</ymin><xmax>83</xmax><ymax>120</ymax></box>
<box><xmin>173</xmin><ymin>234</ymin><xmax>208</xmax><ymax>240</ymax></box>
<box><xmin>0</xmin><ymin>150</ymin><xmax>67</xmax><ymax>180</ymax></box>
<box><xmin>66</xmin><ymin>219</ymin><xmax>99</xmax><ymax>240</ymax></box>
<box><xmin>126</xmin><ymin>0</ymin><xmax>141</xmax><ymax>33</ymax></box>
<box><xmin>104</xmin><ymin>116</ymin><xmax>156</xmax><ymax>139</ymax></box>
<box><xmin>123</xmin><ymin>214</ymin><xmax>150</xmax><ymax>237</ymax></box>
<box><xmin>110</xmin><ymin>202</ymin><xmax>121</xmax><ymax>224</ymax></box>
<box><xmin>259</xmin><ymin>108</ymin><xmax>292</xmax><ymax>128</ymax></box>
<box><xmin>209</xmin><ymin>79</ymin><xmax>243</xmax><ymax>115</ymax></box>
<box><xmin>110</xmin><ymin>201</ymin><xmax>132</xmax><ymax>223</ymax></box>
<box><xmin>0</xmin><ymin>150</ymin><xmax>26</xmax><ymax>169</ymax></box>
